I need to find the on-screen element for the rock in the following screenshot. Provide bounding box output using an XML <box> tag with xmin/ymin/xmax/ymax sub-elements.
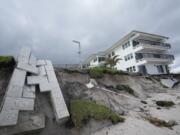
<box><xmin>168</xmin><ymin>120</ymin><xmax>177</xmax><ymax>127</ymax></box>
<box><xmin>141</xmin><ymin>100</ymin><xmax>147</xmax><ymax>104</ymax></box>
<box><xmin>86</xmin><ymin>78</ymin><xmax>98</xmax><ymax>89</ymax></box>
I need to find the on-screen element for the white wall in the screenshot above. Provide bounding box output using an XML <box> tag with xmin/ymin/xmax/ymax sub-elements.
<box><xmin>113</xmin><ymin>40</ymin><xmax>138</xmax><ymax>72</ymax></box>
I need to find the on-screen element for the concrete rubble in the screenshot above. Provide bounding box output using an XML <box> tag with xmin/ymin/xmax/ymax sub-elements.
<box><xmin>0</xmin><ymin>47</ymin><xmax>69</xmax><ymax>127</ymax></box>
<box><xmin>160</xmin><ymin>78</ymin><xmax>179</xmax><ymax>88</ymax></box>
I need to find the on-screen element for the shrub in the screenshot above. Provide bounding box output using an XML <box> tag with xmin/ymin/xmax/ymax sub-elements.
<box><xmin>70</xmin><ymin>100</ymin><xmax>125</xmax><ymax>128</ymax></box>
<box><xmin>88</xmin><ymin>67</ymin><xmax>104</xmax><ymax>78</ymax></box>
<box><xmin>0</xmin><ymin>56</ymin><xmax>14</xmax><ymax>63</ymax></box>
<box><xmin>0</xmin><ymin>56</ymin><xmax>15</xmax><ymax>67</ymax></box>
<box><xmin>116</xmin><ymin>84</ymin><xmax>134</xmax><ymax>95</ymax></box>
<box><xmin>88</xmin><ymin>67</ymin><xmax>127</xmax><ymax>78</ymax></box>
<box><xmin>156</xmin><ymin>101</ymin><xmax>175</xmax><ymax>107</ymax></box>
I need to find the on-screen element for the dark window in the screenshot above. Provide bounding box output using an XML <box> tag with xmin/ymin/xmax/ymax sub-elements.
<box><xmin>99</xmin><ymin>57</ymin><xmax>105</xmax><ymax>62</ymax></box>
<box><xmin>133</xmin><ymin>40</ymin><xmax>139</xmax><ymax>47</ymax></box>
<box><xmin>94</xmin><ymin>58</ymin><xmax>97</xmax><ymax>62</ymax></box>
<box><xmin>133</xmin><ymin>66</ymin><xmax>136</xmax><ymax>71</ymax></box>
<box><xmin>130</xmin><ymin>53</ymin><xmax>133</xmax><ymax>59</ymax></box>
<box><xmin>112</xmin><ymin>51</ymin><xmax>115</xmax><ymax>56</ymax></box>
<box><xmin>157</xmin><ymin>65</ymin><xmax>164</xmax><ymax>73</ymax></box>
<box><xmin>124</xmin><ymin>56</ymin><xmax>127</xmax><ymax>61</ymax></box>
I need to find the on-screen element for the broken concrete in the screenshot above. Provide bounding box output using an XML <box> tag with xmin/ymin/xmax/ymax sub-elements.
<box><xmin>0</xmin><ymin>47</ymin><xmax>69</xmax><ymax>127</ymax></box>
<box><xmin>0</xmin><ymin>113</ymin><xmax>45</xmax><ymax>135</ymax></box>
<box><xmin>161</xmin><ymin>78</ymin><xmax>179</xmax><ymax>88</ymax></box>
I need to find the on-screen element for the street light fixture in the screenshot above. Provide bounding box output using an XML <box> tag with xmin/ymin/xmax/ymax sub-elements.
<box><xmin>72</xmin><ymin>40</ymin><xmax>82</xmax><ymax>69</ymax></box>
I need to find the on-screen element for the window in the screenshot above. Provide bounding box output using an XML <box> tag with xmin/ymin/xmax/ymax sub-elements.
<box><xmin>108</xmin><ymin>54</ymin><xmax>111</xmax><ymax>58</ymax></box>
<box><xmin>127</xmin><ymin>66</ymin><xmax>136</xmax><ymax>72</ymax></box>
<box><xmin>112</xmin><ymin>51</ymin><xmax>115</xmax><ymax>56</ymax></box>
<box><xmin>157</xmin><ymin>65</ymin><xmax>164</xmax><ymax>73</ymax></box>
<box><xmin>94</xmin><ymin>58</ymin><xmax>97</xmax><ymax>62</ymax></box>
<box><xmin>130</xmin><ymin>54</ymin><xmax>133</xmax><ymax>59</ymax></box>
<box><xmin>133</xmin><ymin>66</ymin><xmax>136</xmax><ymax>71</ymax></box>
<box><xmin>124</xmin><ymin>56</ymin><xmax>127</xmax><ymax>61</ymax></box>
<box><xmin>132</xmin><ymin>40</ymin><xmax>139</xmax><ymax>47</ymax></box>
<box><xmin>124</xmin><ymin>53</ymin><xmax>133</xmax><ymax>61</ymax></box>
<box><xmin>99</xmin><ymin>57</ymin><xmax>105</xmax><ymax>62</ymax></box>
<box><xmin>122</xmin><ymin>41</ymin><xmax>130</xmax><ymax>50</ymax></box>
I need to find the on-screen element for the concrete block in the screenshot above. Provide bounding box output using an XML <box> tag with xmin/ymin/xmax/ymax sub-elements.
<box><xmin>161</xmin><ymin>78</ymin><xmax>179</xmax><ymax>88</ymax></box>
<box><xmin>17</xmin><ymin>47</ymin><xmax>31</xmax><ymax>64</ymax></box>
<box><xmin>17</xmin><ymin>62</ymin><xmax>39</xmax><ymax>74</ymax></box>
<box><xmin>39</xmin><ymin>83</ymin><xmax>52</xmax><ymax>92</ymax></box>
<box><xmin>6</xmin><ymin>85</ymin><xmax>23</xmax><ymax>98</ymax></box>
<box><xmin>46</xmin><ymin>70</ymin><xmax>58</xmax><ymax>83</ymax></box>
<box><xmin>3</xmin><ymin>97</ymin><xmax>34</xmax><ymax>111</ymax></box>
<box><xmin>27</xmin><ymin>76</ymin><xmax>48</xmax><ymax>85</ymax></box>
<box><xmin>23</xmin><ymin>85</ymin><xmax>36</xmax><ymax>99</ymax></box>
<box><xmin>50</xmin><ymin>89</ymin><xmax>69</xmax><ymax>122</ymax></box>
<box><xmin>29</xmin><ymin>54</ymin><xmax>37</xmax><ymax>66</ymax></box>
<box><xmin>0</xmin><ymin>113</ymin><xmax>45</xmax><ymax>134</ymax></box>
<box><xmin>0</xmin><ymin>110</ymin><xmax>19</xmax><ymax>126</ymax></box>
<box><xmin>37</xmin><ymin>60</ymin><xmax>46</xmax><ymax>66</ymax></box>
<box><xmin>38</xmin><ymin>66</ymin><xmax>46</xmax><ymax>76</ymax></box>
<box><xmin>9</xmin><ymin>68</ymin><xmax>26</xmax><ymax>87</ymax></box>
<box><xmin>44</xmin><ymin>65</ymin><xmax>54</xmax><ymax>71</ymax></box>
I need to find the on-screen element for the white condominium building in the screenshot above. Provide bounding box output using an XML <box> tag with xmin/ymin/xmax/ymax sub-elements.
<box><xmin>83</xmin><ymin>30</ymin><xmax>174</xmax><ymax>75</ymax></box>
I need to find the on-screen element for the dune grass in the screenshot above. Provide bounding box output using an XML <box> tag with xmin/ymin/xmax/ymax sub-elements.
<box><xmin>0</xmin><ymin>56</ymin><xmax>14</xmax><ymax>63</ymax></box>
<box><xmin>70</xmin><ymin>99</ymin><xmax>125</xmax><ymax>128</ymax></box>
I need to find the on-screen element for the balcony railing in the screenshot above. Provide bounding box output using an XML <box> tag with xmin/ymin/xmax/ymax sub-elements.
<box><xmin>136</xmin><ymin>53</ymin><xmax>174</xmax><ymax>61</ymax></box>
<box><xmin>133</xmin><ymin>39</ymin><xmax>171</xmax><ymax>48</ymax></box>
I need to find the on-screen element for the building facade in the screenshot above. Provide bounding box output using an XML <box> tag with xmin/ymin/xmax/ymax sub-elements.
<box><xmin>83</xmin><ymin>31</ymin><xmax>174</xmax><ymax>75</ymax></box>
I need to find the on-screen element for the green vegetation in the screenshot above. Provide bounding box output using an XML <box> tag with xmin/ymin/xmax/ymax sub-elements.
<box><xmin>156</xmin><ymin>101</ymin><xmax>175</xmax><ymax>107</ymax></box>
<box><xmin>145</xmin><ymin>116</ymin><xmax>177</xmax><ymax>129</ymax></box>
<box><xmin>0</xmin><ymin>56</ymin><xmax>14</xmax><ymax>63</ymax></box>
<box><xmin>116</xmin><ymin>84</ymin><xmax>134</xmax><ymax>95</ymax></box>
<box><xmin>70</xmin><ymin>100</ymin><xmax>125</xmax><ymax>128</ymax></box>
<box><xmin>88</xmin><ymin>67</ymin><xmax>127</xmax><ymax>78</ymax></box>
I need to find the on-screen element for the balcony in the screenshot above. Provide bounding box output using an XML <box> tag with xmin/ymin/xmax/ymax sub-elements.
<box><xmin>133</xmin><ymin>39</ymin><xmax>171</xmax><ymax>52</ymax></box>
<box><xmin>136</xmin><ymin>53</ymin><xmax>174</xmax><ymax>64</ymax></box>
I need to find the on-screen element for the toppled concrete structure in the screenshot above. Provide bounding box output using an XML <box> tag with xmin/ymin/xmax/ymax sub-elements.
<box><xmin>0</xmin><ymin>47</ymin><xmax>69</xmax><ymax>126</ymax></box>
<box><xmin>160</xmin><ymin>78</ymin><xmax>179</xmax><ymax>88</ymax></box>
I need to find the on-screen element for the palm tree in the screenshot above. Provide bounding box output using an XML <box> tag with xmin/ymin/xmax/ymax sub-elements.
<box><xmin>105</xmin><ymin>55</ymin><xmax>122</xmax><ymax>68</ymax></box>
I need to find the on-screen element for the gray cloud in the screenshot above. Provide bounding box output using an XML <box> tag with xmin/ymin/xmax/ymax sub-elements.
<box><xmin>0</xmin><ymin>0</ymin><xmax>180</xmax><ymax>69</ymax></box>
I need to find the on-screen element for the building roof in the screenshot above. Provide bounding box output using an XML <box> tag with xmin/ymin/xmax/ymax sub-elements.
<box><xmin>104</xmin><ymin>30</ymin><xmax>169</xmax><ymax>54</ymax></box>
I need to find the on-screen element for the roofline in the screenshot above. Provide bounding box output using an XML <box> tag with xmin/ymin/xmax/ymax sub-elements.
<box><xmin>104</xmin><ymin>30</ymin><xmax>169</xmax><ymax>54</ymax></box>
<box><xmin>132</xmin><ymin>30</ymin><xmax>169</xmax><ymax>39</ymax></box>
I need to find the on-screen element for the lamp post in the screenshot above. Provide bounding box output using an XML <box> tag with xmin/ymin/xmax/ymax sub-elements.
<box><xmin>72</xmin><ymin>40</ymin><xmax>82</xmax><ymax>69</ymax></box>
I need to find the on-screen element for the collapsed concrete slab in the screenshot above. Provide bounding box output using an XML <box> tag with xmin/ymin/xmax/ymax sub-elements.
<box><xmin>0</xmin><ymin>113</ymin><xmax>45</xmax><ymax>134</ymax></box>
<box><xmin>0</xmin><ymin>47</ymin><xmax>69</xmax><ymax>127</ymax></box>
<box><xmin>0</xmin><ymin>110</ymin><xmax>19</xmax><ymax>126</ymax></box>
<box><xmin>27</xmin><ymin>60</ymin><xmax>70</xmax><ymax>123</ymax></box>
<box><xmin>161</xmin><ymin>78</ymin><xmax>179</xmax><ymax>88</ymax></box>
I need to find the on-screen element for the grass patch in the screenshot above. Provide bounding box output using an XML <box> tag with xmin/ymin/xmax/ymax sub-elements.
<box><xmin>88</xmin><ymin>67</ymin><xmax>104</xmax><ymax>78</ymax></box>
<box><xmin>156</xmin><ymin>101</ymin><xmax>175</xmax><ymax>107</ymax></box>
<box><xmin>88</xmin><ymin>67</ymin><xmax>127</xmax><ymax>78</ymax></box>
<box><xmin>70</xmin><ymin>99</ymin><xmax>125</xmax><ymax>128</ymax></box>
<box><xmin>145</xmin><ymin>116</ymin><xmax>177</xmax><ymax>129</ymax></box>
<box><xmin>0</xmin><ymin>56</ymin><xmax>14</xmax><ymax>63</ymax></box>
<box><xmin>116</xmin><ymin>84</ymin><xmax>134</xmax><ymax>95</ymax></box>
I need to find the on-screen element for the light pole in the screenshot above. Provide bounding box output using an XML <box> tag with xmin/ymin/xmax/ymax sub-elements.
<box><xmin>72</xmin><ymin>40</ymin><xmax>82</xmax><ymax>69</ymax></box>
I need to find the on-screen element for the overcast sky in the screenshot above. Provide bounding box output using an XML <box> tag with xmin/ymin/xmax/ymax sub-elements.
<box><xmin>0</xmin><ymin>0</ymin><xmax>180</xmax><ymax>70</ymax></box>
